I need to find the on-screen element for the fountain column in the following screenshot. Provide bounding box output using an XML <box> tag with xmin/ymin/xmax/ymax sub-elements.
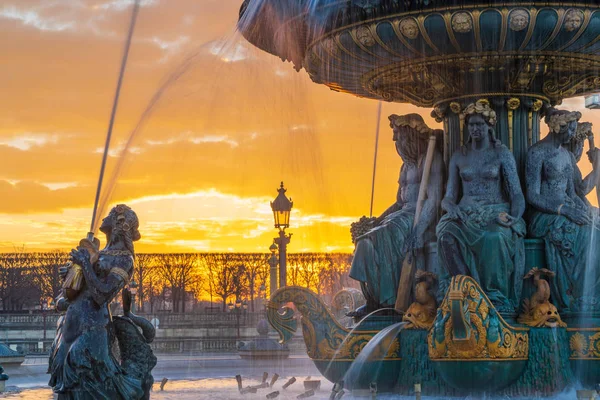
<box><xmin>433</xmin><ymin>95</ymin><xmax>548</xmax><ymax>183</ymax></box>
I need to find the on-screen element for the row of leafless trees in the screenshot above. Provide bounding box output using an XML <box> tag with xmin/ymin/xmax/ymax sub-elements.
<box><xmin>0</xmin><ymin>251</ymin><xmax>357</xmax><ymax>312</ymax></box>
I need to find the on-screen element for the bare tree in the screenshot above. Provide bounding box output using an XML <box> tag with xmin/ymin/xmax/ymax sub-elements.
<box><xmin>154</xmin><ymin>253</ymin><xmax>199</xmax><ymax>312</ymax></box>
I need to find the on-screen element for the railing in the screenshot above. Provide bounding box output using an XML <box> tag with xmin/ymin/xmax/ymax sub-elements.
<box><xmin>0</xmin><ymin>312</ymin><xmax>265</xmax><ymax>329</ymax></box>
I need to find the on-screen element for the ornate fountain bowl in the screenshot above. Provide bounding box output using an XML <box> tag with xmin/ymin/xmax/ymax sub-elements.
<box><xmin>240</xmin><ymin>1</ymin><xmax>600</xmax><ymax>107</ymax></box>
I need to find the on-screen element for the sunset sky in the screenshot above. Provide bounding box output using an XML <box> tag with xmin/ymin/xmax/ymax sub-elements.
<box><xmin>2</xmin><ymin>0</ymin><xmax>600</xmax><ymax>253</ymax></box>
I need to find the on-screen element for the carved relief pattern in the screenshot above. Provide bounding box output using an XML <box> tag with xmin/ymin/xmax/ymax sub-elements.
<box><xmin>428</xmin><ymin>276</ymin><xmax>529</xmax><ymax>360</ymax></box>
<box><xmin>569</xmin><ymin>330</ymin><xmax>600</xmax><ymax>359</ymax></box>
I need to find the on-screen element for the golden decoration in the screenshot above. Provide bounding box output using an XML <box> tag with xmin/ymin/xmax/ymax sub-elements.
<box><xmin>428</xmin><ymin>276</ymin><xmax>529</xmax><ymax>361</ymax></box>
<box><xmin>517</xmin><ymin>268</ymin><xmax>566</xmax><ymax>328</ymax></box>
<box><xmin>461</xmin><ymin>100</ymin><xmax>497</xmax><ymax>126</ymax></box>
<box><xmin>509</xmin><ymin>9</ymin><xmax>529</xmax><ymax>32</ymax></box>
<box><xmin>449</xmin><ymin>102</ymin><xmax>462</xmax><ymax>114</ymax></box>
<box><xmin>403</xmin><ymin>271</ymin><xmax>437</xmax><ymax>330</ymax></box>
<box><xmin>507</xmin><ymin>98</ymin><xmax>521</xmax><ymax>151</ymax></box>
<box><xmin>546</xmin><ymin>110</ymin><xmax>582</xmax><ymax>134</ymax></box>
<box><xmin>452</xmin><ymin>12</ymin><xmax>473</xmax><ymax>33</ymax></box>
<box><xmin>531</xmin><ymin>99</ymin><xmax>544</xmax><ymax>112</ymax></box>
<box><xmin>569</xmin><ymin>330</ymin><xmax>600</xmax><ymax>359</ymax></box>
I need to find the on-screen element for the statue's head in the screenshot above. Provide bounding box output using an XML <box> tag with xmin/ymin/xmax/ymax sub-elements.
<box><xmin>545</xmin><ymin>108</ymin><xmax>581</xmax><ymax>145</ymax></box>
<box><xmin>388</xmin><ymin>113</ymin><xmax>431</xmax><ymax>164</ymax></box>
<box><xmin>461</xmin><ymin>100</ymin><xmax>499</xmax><ymax>147</ymax></box>
<box><xmin>564</xmin><ymin>9</ymin><xmax>584</xmax><ymax>32</ymax></box>
<box><xmin>566</xmin><ymin>121</ymin><xmax>592</xmax><ymax>161</ymax></box>
<box><xmin>399</xmin><ymin>18</ymin><xmax>419</xmax><ymax>39</ymax></box>
<box><xmin>99</xmin><ymin>204</ymin><xmax>141</xmax><ymax>253</ymax></box>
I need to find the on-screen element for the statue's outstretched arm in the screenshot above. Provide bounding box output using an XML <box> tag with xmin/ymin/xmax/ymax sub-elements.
<box><xmin>500</xmin><ymin>148</ymin><xmax>525</xmax><ymax>219</ymax></box>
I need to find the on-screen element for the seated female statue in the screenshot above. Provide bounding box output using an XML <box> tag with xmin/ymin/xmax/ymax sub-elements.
<box><xmin>350</xmin><ymin>114</ymin><xmax>444</xmax><ymax>315</ymax></box>
<box><xmin>437</xmin><ymin>100</ymin><xmax>526</xmax><ymax>312</ymax></box>
<box><xmin>527</xmin><ymin>109</ymin><xmax>600</xmax><ymax>313</ymax></box>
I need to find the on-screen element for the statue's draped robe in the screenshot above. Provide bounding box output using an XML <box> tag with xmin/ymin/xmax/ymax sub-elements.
<box><xmin>350</xmin><ymin>204</ymin><xmax>415</xmax><ymax>308</ymax></box>
<box><xmin>528</xmin><ymin>210</ymin><xmax>600</xmax><ymax>312</ymax></box>
<box><xmin>437</xmin><ymin>203</ymin><xmax>526</xmax><ymax>312</ymax></box>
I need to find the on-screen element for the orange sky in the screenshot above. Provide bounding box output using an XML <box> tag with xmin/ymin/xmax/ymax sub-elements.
<box><xmin>1</xmin><ymin>0</ymin><xmax>600</xmax><ymax>253</ymax></box>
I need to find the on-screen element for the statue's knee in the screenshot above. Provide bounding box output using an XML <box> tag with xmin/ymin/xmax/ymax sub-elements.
<box><xmin>439</xmin><ymin>234</ymin><xmax>456</xmax><ymax>251</ymax></box>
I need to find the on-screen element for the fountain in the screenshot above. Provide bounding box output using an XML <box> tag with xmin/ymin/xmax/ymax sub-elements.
<box><xmin>239</xmin><ymin>0</ymin><xmax>600</xmax><ymax>396</ymax></box>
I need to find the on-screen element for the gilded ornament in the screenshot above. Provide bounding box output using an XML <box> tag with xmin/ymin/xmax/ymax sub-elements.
<box><xmin>355</xmin><ymin>25</ymin><xmax>376</xmax><ymax>47</ymax></box>
<box><xmin>321</xmin><ymin>36</ymin><xmax>339</xmax><ymax>55</ymax></box>
<box><xmin>399</xmin><ymin>18</ymin><xmax>419</xmax><ymax>39</ymax></box>
<box><xmin>452</xmin><ymin>12</ymin><xmax>473</xmax><ymax>34</ymax></box>
<box><xmin>507</xmin><ymin>98</ymin><xmax>521</xmax><ymax>110</ymax></box>
<box><xmin>517</xmin><ymin>268</ymin><xmax>566</xmax><ymax>328</ymax></box>
<box><xmin>564</xmin><ymin>9</ymin><xmax>584</xmax><ymax>32</ymax></box>
<box><xmin>531</xmin><ymin>99</ymin><xmax>543</xmax><ymax>112</ymax></box>
<box><xmin>428</xmin><ymin>276</ymin><xmax>529</xmax><ymax>361</ymax></box>
<box><xmin>403</xmin><ymin>271</ymin><xmax>438</xmax><ymax>330</ymax></box>
<box><xmin>449</xmin><ymin>102</ymin><xmax>462</xmax><ymax>114</ymax></box>
<box><xmin>509</xmin><ymin>9</ymin><xmax>530</xmax><ymax>32</ymax></box>
<box><xmin>569</xmin><ymin>330</ymin><xmax>600</xmax><ymax>359</ymax></box>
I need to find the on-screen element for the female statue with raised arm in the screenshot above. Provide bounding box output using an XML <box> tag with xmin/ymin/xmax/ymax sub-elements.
<box><xmin>349</xmin><ymin>114</ymin><xmax>444</xmax><ymax>316</ymax></box>
<box><xmin>527</xmin><ymin>109</ymin><xmax>600</xmax><ymax>312</ymax></box>
<box><xmin>49</xmin><ymin>204</ymin><xmax>154</xmax><ymax>399</ymax></box>
<box><xmin>564</xmin><ymin>121</ymin><xmax>600</xmax><ymax>206</ymax></box>
<box><xmin>437</xmin><ymin>100</ymin><xmax>526</xmax><ymax>312</ymax></box>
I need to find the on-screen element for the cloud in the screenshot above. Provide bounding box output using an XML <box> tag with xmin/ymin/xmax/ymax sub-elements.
<box><xmin>92</xmin><ymin>0</ymin><xmax>159</xmax><ymax>12</ymax></box>
<box><xmin>145</xmin><ymin>131</ymin><xmax>239</xmax><ymax>148</ymax></box>
<box><xmin>0</xmin><ymin>133</ymin><xmax>59</xmax><ymax>151</ymax></box>
<box><xmin>148</xmin><ymin>35</ymin><xmax>190</xmax><ymax>63</ymax></box>
<box><xmin>0</xmin><ymin>5</ymin><xmax>75</xmax><ymax>32</ymax></box>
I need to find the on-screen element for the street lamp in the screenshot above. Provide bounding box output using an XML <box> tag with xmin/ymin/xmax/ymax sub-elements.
<box><xmin>41</xmin><ymin>299</ymin><xmax>48</xmax><ymax>341</ymax></box>
<box><xmin>270</xmin><ymin>182</ymin><xmax>293</xmax><ymax>288</ymax></box>
<box><xmin>129</xmin><ymin>279</ymin><xmax>138</xmax><ymax>313</ymax></box>
<box><xmin>268</xmin><ymin>243</ymin><xmax>278</xmax><ymax>296</ymax></box>
<box><xmin>230</xmin><ymin>300</ymin><xmax>244</xmax><ymax>339</ymax></box>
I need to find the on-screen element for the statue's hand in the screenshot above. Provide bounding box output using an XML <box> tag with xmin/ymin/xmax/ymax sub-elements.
<box><xmin>587</xmin><ymin>148</ymin><xmax>600</xmax><ymax>167</ymax></box>
<box><xmin>442</xmin><ymin>201</ymin><xmax>465</xmax><ymax>222</ymax></box>
<box><xmin>497</xmin><ymin>212</ymin><xmax>516</xmax><ymax>227</ymax></box>
<box><xmin>70</xmin><ymin>248</ymin><xmax>91</xmax><ymax>268</ymax></box>
<box><xmin>59</xmin><ymin>263</ymin><xmax>71</xmax><ymax>280</ymax></box>
<box><xmin>562</xmin><ymin>205</ymin><xmax>592</xmax><ymax>225</ymax></box>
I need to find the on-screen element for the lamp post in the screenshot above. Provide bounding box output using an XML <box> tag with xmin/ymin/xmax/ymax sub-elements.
<box><xmin>229</xmin><ymin>300</ymin><xmax>243</xmax><ymax>339</ymax></box>
<box><xmin>41</xmin><ymin>299</ymin><xmax>48</xmax><ymax>341</ymax></box>
<box><xmin>268</xmin><ymin>243</ymin><xmax>278</xmax><ymax>296</ymax></box>
<box><xmin>129</xmin><ymin>279</ymin><xmax>138</xmax><ymax>313</ymax></box>
<box><xmin>270</xmin><ymin>182</ymin><xmax>293</xmax><ymax>288</ymax></box>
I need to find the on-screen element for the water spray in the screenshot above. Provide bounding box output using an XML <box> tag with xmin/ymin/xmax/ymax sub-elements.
<box><xmin>89</xmin><ymin>0</ymin><xmax>141</xmax><ymax>240</ymax></box>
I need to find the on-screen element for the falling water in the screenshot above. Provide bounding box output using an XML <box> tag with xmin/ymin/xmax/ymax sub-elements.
<box><xmin>343</xmin><ymin>322</ymin><xmax>406</xmax><ymax>391</ymax></box>
<box><xmin>582</xmin><ymin>209</ymin><xmax>599</xmax><ymax>315</ymax></box>
<box><xmin>322</xmin><ymin>307</ymin><xmax>400</xmax><ymax>377</ymax></box>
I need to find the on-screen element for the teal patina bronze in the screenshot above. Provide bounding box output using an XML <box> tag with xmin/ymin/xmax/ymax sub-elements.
<box><xmin>241</xmin><ymin>0</ymin><xmax>600</xmax><ymax>396</ymax></box>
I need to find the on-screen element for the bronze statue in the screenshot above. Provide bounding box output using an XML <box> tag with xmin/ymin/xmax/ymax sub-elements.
<box><xmin>526</xmin><ymin>109</ymin><xmax>600</xmax><ymax>312</ymax></box>
<box><xmin>437</xmin><ymin>100</ymin><xmax>526</xmax><ymax>313</ymax></box>
<box><xmin>49</xmin><ymin>205</ymin><xmax>156</xmax><ymax>399</ymax></box>
<box><xmin>349</xmin><ymin>114</ymin><xmax>444</xmax><ymax>316</ymax></box>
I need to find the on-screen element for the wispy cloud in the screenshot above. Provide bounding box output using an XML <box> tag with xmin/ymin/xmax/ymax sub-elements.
<box><xmin>0</xmin><ymin>6</ymin><xmax>75</xmax><ymax>32</ymax></box>
<box><xmin>0</xmin><ymin>133</ymin><xmax>59</xmax><ymax>151</ymax></box>
<box><xmin>146</xmin><ymin>131</ymin><xmax>239</xmax><ymax>148</ymax></box>
<box><xmin>92</xmin><ymin>0</ymin><xmax>159</xmax><ymax>12</ymax></box>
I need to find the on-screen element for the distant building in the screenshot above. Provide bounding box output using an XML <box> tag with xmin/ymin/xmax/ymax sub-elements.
<box><xmin>585</xmin><ymin>94</ymin><xmax>600</xmax><ymax>109</ymax></box>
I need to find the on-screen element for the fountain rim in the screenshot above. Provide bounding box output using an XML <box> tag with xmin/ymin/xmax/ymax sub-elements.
<box><xmin>244</xmin><ymin>1</ymin><xmax>600</xmax><ymax>53</ymax></box>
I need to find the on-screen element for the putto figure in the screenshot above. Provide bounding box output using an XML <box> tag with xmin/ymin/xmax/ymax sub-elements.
<box><xmin>437</xmin><ymin>100</ymin><xmax>526</xmax><ymax>312</ymax></box>
<box><xmin>349</xmin><ymin>114</ymin><xmax>444</xmax><ymax>316</ymax></box>
<box><xmin>49</xmin><ymin>205</ymin><xmax>156</xmax><ymax>399</ymax></box>
<box><xmin>526</xmin><ymin>109</ymin><xmax>600</xmax><ymax>312</ymax></box>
